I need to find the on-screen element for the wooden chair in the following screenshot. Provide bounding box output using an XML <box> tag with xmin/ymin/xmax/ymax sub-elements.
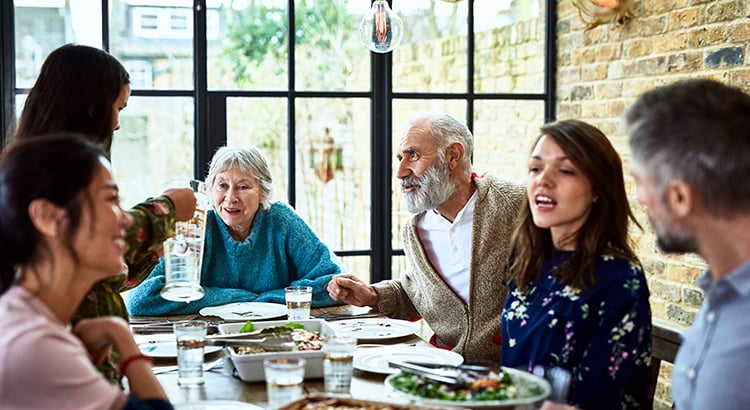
<box><xmin>651</xmin><ymin>318</ymin><xmax>685</xmax><ymax>406</ymax></box>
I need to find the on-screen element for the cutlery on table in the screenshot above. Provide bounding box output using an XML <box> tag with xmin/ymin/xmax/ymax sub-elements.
<box><xmin>205</xmin><ymin>329</ymin><xmax>267</xmax><ymax>340</ymax></box>
<box><xmin>206</xmin><ymin>334</ymin><xmax>296</xmax><ymax>351</ymax></box>
<box><xmin>315</xmin><ymin>312</ymin><xmax>380</xmax><ymax>321</ymax></box>
<box><xmin>152</xmin><ymin>358</ymin><xmax>224</xmax><ymax>375</ymax></box>
<box><xmin>403</xmin><ymin>361</ymin><xmax>491</xmax><ymax>377</ymax></box>
<box><xmin>130</xmin><ymin>322</ymin><xmax>219</xmax><ymax>335</ymax></box>
<box><xmin>388</xmin><ymin>360</ymin><xmax>474</xmax><ymax>386</ymax></box>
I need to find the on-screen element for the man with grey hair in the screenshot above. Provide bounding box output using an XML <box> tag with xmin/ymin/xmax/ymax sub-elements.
<box><xmin>328</xmin><ymin>113</ymin><xmax>524</xmax><ymax>364</ymax></box>
<box><xmin>625</xmin><ymin>79</ymin><xmax>750</xmax><ymax>410</ymax></box>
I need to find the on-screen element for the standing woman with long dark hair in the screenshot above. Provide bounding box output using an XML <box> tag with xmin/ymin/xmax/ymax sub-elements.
<box><xmin>9</xmin><ymin>43</ymin><xmax>196</xmax><ymax>383</ymax></box>
<box><xmin>501</xmin><ymin>120</ymin><xmax>653</xmax><ymax>409</ymax></box>
<box><xmin>0</xmin><ymin>134</ymin><xmax>171</xmax><ymax>409</ymax></box>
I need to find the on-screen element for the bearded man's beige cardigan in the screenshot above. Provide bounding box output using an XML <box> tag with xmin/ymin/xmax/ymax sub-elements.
<box><xmin>373</xmin><ymin>174</ymin><xmax>524</xmax><ymax>365</ymax></box>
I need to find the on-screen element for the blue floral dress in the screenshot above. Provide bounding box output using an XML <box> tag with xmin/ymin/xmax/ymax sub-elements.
<box><xmin>501</xmin><ymin>249</ymin><xmax>653</xmax><ymax>409</ymax></box>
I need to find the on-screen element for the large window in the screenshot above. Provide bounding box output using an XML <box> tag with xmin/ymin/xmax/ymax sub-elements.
<box><xmin>2</xmin><ymin>0</ymin><xmax>555</xmax><ymax>283</ymax></box>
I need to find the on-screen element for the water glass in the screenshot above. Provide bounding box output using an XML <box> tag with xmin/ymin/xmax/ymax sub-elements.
<box><xmin>285</xmin><ymin>286</ymin><xmax>312</xmax><ymax>320</ymax></box>
<box><xmin>323</xmin><ymin>335</ymin><xmax>356</xmax><ymax>395</ymax></box>
<box><xmin>264</xmin><ymin>358</ymin><xmax>306</xmax><ymax>409</ymax></box>
<box><xmin>161</xmin><ymin>180</ymin><xmax>208</xmax><ymax>302</ymax></box>
<box><xmin>174</xmin><ymin>320</ymin><xmax>208</xmax><ymax>387</ymax></box>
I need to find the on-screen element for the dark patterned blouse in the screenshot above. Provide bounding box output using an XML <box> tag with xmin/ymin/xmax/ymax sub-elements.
<box><xmin>501</xmin><ymin>249</ymin><xmax>653</xmax><ymax>409</ymax></box>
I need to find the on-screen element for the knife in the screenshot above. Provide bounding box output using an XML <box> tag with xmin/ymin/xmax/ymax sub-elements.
<box><xmin>316</xmin><ymin>312</ymin><xmax>380</xmax><ymax>321</ymax></box>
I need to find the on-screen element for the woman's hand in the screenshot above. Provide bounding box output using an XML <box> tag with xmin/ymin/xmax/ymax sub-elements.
<box><xmin>75</xmin><ymin>317</ymin><xmax>169</xmax><ymax>401</ymax></box>
<box><xmin>163</xmin><ymin>187</ymin><xmax>198</xmax><ymax>222</ymax></box>
<box><xmin>327</xmin><ymin>273</ymin><xmax>378</xmax><ymax>307</ymax></box>
<box><xmin>72</xmin><ymin>317</ymin><xmax>134</xmax><ymax>365</ymax></box>
<box><xmin>538</xmin><ymin>400</ymin><xmax>580</xmax><ymax>410</ymax></box>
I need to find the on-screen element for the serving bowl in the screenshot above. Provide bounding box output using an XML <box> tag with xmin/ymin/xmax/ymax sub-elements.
<box><xmin>384</xmin><ymin>366</ymin><xmax>551</xmax><ymax>409</ymax></box>
<box><xmin>218</xmin><ymin>319</ymin><xmax>336</xmax><ymax>382</ymax></box>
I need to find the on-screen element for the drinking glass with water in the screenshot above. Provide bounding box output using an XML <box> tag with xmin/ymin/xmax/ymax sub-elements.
<box><xmin>323</xmin><ymin>335</ymin><xmax>356</xmax><ymax>395</ymax></box>
<box><xmin>264</xmin><ymin>358</ymin><xmax>306</xmax><ymax>409</ymax></box>
<box><xmin>285</xmin><ymin>286</ymin><xmax>312</xmax><ymax>320</ymax></box>
<box><xmin>174</xmin><ymin>320</ymin><xmax>208</xmax><ymax>387</ymax></box>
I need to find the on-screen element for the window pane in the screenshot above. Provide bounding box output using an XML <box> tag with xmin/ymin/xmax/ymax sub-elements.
<box><xmin>390</xmin><ymin>99</ymin><xmax>467</xmax><ymax>250</ymax></box>
<box><xmin>14</xmin><ymin>1</ymin><xmax>102</xmax><ymax>87</ymax></box>
<box><xmin>392</xmin><ymin>0</ymin><xmax>468</xmax><ymax>93</ymax></box>
<box><xmin>208</xmin><ymin>0</ymin><xmax>288</xmax><ymax>91</ymax></box>
<box><xmin>226</xmin><ymin>97</ymin><xmax>290</xmax><ymax>202</ymax></box>
<box><xmin>474</xmin><ymin>0</ymin><xmax>547</xmax><ymax>94</ymax></box>
<box><xmin>338</xmin><ymin>255</ymin><xmax>371</xmax><ymax>284</ymax></box>
<box><xmin>473</xmin><ymin>99</ymin><xmax>545</xmax><ymax>180</ymax></box>
<box><xmin>110</xmin><ymin>0</ymin><xmax>194</xmax><ymax>90</ymax></box>
<box><xmin>391</xmin><ymin>254</ymin><xmax>407</xmax><ymax>281</ymax></box>
<box><xmin>295</xmin><ymin>98</ymin><xmax>371</xmax><ymax>252</ymax></box>
<box><xmin>293</xmin><ymin>0</ymin><xmax>370</xmax><ymax>92</ymax></box>
<box><xmin>111</xmin><ymin>96</ymin><xmax>195</xmax><ymax>208</ymax></box>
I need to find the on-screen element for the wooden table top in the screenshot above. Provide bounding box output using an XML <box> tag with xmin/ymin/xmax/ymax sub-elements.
<box><xmin>132</xmin><ymin>305</ymin><xmax>427</xmax><ymax>408</ymax></box>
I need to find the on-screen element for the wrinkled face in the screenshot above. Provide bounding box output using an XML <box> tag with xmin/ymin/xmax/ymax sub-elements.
<box><xmin>211</xmin><ymin>167</ymin><xmax>261</xmax><ymax>240</ymax></box>
<box><xmin>112</xmin><ymin>84</ymin><xmax>130</xmax><ymax>132</ymax></box>
<box><xmin>527</xmin><ymin>135</ymin><xmax>596</xmax><ymax>248</ymax></box>
<box><xmin>395</xmin><ymin>123</ymin><xmax>455</xmax><ymax>214</ymax></box>
<box><xmin>630</xmin><ymin>160</ymin><xmax>697</xmax><ymax>254</ymax></box>
<box><xmin>73</xmin><ymin>159</ymin><xmax>132</xmax><ymax>276</ymax></box>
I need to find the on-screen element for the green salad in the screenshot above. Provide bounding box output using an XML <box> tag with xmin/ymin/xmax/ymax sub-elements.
<box><xmin>238</xmin><ymin>320</ymin><xmax>304</xmax><ymax>333</ymax></box>
<box><xmin>388</xmin><ymin>370</ymin><xmax>546</xmax><ymax>402</ymax></box>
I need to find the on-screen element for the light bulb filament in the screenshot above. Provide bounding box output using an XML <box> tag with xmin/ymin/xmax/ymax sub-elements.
<box><xmin>375</xmin><ymin>5</ymin><xmax>388</xmax><ymax>44</ymax></box>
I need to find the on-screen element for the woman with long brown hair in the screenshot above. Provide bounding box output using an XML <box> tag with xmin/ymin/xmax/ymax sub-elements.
<box><xmin>10</xmin><ymin>43</ymin><xmax>195</xmax><ymax>383</ymax></box>
<box><xmin>501</xmin><ymin>120</ymin><xmax>652</xmax><ymax>409</ymax></box>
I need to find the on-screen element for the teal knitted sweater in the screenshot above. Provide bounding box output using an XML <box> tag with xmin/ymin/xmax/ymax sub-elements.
<box><xmin>126</xmin><ymin>202</ymin><xmax>341</xmax><ymax>315</ymax></box>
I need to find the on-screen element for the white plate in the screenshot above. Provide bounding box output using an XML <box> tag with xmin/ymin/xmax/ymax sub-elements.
<box><xmin>199</xmin><ymin>302</ymin><xmax>287</xmax><ymax>321</ymax></box>
<box><xmin>353</xmin><ymin>346</ymin><xmax>463</xmax><ymax>374</ymax></box>
<box><xmin>384</xmin><ymin>367</ymin><xmax>551</xmax><ymax>408</ymax></box>
<box><xmin>174</xmin><ymin>400</ymin><xmax>264</xmax><ymax>410</ymax></box>
<box><xmin>138</xmin><ymin>340</ymin><xmax>222</xmax><ymax>358</ymax></box>
<box><xmin>328</xmin><ymin>318</ymin><xmax>419</xmax><ymax>340</ymax></box>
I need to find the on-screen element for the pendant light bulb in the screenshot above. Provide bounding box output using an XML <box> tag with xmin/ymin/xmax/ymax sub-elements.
<box><xmin>359</xmin><ymin>1</ymin><xmax>404</xmax><ymax>54</ymax></box>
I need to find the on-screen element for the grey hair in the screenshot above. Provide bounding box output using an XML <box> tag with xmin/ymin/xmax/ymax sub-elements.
<box><xmin>205</xmin><ymin>145</ymin><xmax>274</xmax><ymax>210</ymax></box>
<box><xmin>403</xmin><ymin>112</ymin><xmax>474</xmax><ymax>172</ymax></box>
<box><xmin>625</xmin><ymin>79</ymin><xmax>750</xmax><ymax>217</ymax></box>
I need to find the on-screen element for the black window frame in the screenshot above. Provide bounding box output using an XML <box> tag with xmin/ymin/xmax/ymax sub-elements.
<box><xmin>0</xmin><ymin>0</ymin><xmax>556</xmax><ymax>282</ymax></box>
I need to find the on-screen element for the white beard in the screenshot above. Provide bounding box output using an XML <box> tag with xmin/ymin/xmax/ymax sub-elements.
<box><xmin>401</xmin><ymin>157</ymin><xmax>456</xmax><ymax>214</ymax></box>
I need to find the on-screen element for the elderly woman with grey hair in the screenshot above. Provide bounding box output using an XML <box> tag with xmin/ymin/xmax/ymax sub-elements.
<box><xmin>127</xmin><ymin>146</ymin><xmax>341</xmax><ymax>315</ymax></box>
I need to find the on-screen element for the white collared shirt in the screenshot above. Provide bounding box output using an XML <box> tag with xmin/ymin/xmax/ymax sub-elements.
<box><xmin>416</xmin><ymin>190</ymin><xmax>478</xmax><ymax>302</ymax></box>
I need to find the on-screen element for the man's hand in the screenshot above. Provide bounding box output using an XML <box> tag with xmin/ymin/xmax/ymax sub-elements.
<box><xmin>327</xmin><ymin>273</ymin><xmax>378</xmax><ymax>307</ymax></box>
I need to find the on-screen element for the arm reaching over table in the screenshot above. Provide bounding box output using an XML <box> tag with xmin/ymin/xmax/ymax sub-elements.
<box><xmin>327</xmin><ymin>274</ymin><xmax>378</xmax><ymax>307</ymax></box>
<box><xmin>161</xmin><ymin>187</ymin><xmax>198</xmax><ymax>222</ymax></box>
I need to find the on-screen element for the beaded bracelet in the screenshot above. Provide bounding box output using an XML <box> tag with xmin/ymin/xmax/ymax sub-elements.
<box><xmin>119</xmin><ymin>353</ymin><xmax>154</xmax><ymax>375</ymax></box>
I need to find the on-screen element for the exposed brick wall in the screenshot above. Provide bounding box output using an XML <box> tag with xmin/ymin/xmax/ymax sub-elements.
<box><xmin>557</xmin><ymin>1</ymin><xmax>750</xmax><ymax>407</ymax></box>
<box><xmin>352</xmin><ymin>2</ymin><xmax>749</xmax><ymax>406</ymax></box>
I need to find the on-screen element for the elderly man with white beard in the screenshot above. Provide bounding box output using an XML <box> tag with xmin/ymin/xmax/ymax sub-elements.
<box><xmin>327</xmin><ymin>113</ymin><xmax>524</xmax><ymax>364</ymax></box>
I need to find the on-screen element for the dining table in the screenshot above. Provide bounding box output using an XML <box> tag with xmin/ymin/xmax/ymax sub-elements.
<box><xmin>130</xmin><ymin>304</ymin><xmax>430</xmax><ymax>408</ymax></box>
